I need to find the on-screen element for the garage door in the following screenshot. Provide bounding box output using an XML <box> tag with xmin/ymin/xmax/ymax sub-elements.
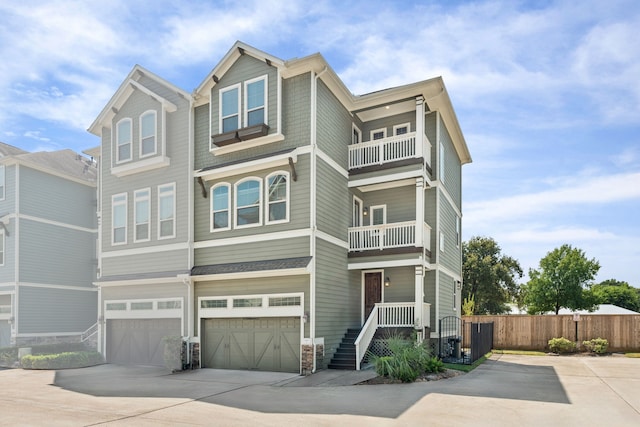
<box><xmin>202</xmin><ymin>317</ymin><xmax>300</xmax><ymax>373</ymax></box>
<box><xmin>0</xmin><ymin>320</ymin><xmax>10</xmax><ymax>348</ymax></box>
<box><xmin>107</xmin><ymin>318</ymin><xmax>181</xmax><ymax>366</ymax></box>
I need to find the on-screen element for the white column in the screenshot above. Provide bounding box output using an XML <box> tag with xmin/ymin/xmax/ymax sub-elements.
<box><xmin>415</xmin><ymin>96</ymin><xmax>424</xmax><ymax>158</ymax></box>
<box><xmin>415</xmin><ymin>177</ymin><xmax>424</xmax><ymax>248</ymax></box>
<box><xmin>414</xmin><ymin>265</ymin><xmax>425</xmax><ymax>336</ymax></box>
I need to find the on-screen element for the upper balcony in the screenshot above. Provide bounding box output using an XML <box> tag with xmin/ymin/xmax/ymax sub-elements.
<box><xmin>348</xmin><ymin>132</ymin><xmax>432</xmax><ymax>173</ymax></box>
<box><xmin>348</xmin><ymin>221</ymin><xmax>431</xmax><ymax>260</ymax></box>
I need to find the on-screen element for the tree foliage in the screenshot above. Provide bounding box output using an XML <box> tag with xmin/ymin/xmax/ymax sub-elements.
<box><xmin>592</xmin><ymin>279</ymin><xmax>640</xmax><ymax>312</ymax></box>
<box><xmin>462</xmin><ymin>236</ymin><xmax>523</xmax><ymax>314</ymax></box>
<box><xmin>524</xmin><ymin>244</ymin><xmax>599</xmax><ymax>315</ymax></box>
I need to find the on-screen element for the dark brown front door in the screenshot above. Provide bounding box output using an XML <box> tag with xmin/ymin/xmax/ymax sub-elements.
<box><xmin>364</xmin><ymin>272</ymin><xmax>382</xmax><ymax>319</ymax></box>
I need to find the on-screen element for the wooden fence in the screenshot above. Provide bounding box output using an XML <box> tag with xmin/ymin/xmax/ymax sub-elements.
<box><xmin>462</xmin><ymin>315</ymin><xmax>640</xmax><ymax>352</ymax></box>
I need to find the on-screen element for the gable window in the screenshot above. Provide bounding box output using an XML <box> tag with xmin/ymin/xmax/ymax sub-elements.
<box><xmin>371</xmin><ymin>128</ymin><xmax>386</xmax><ymax>141</ymax></box>
<box><xmin>393</xmin><ymin>123</ymin><xmax>410</xmax><ymax>135</ymax></box>
<box><xmin>140</xmin><ymin>111</ymin><xmax>157</xmax><ymax>157</ymax></box>
<box><xmin>134</xmin><ymin>188</ymin><xmax>150</xmax><ymax>242</ymax></box>
<box><xmin>158</xmin><ymin>183</ymin><xmax>175</xmax><ymax>239</ymax></box>
<box><xmin>245</xmin><ymin>76</ymin><xmax>267</xmax><ymax>127</ymax></box>
<box><xmin>211</xmin><ymin>183</ymin><xmax>231</xmax><ymax>231</ymax></box>
<box><xmin>112</xmin><ymin>193</ymin><xmax>127</xmax><ymax>245</ymax></box>
<box><xmin>220</xmin><ymin>84</ymin><xmax>240</xmax><ymax>133</ymax></box>
<box><xmin>0</xmin><ymin>165</ymin><xmax>5</xmax><ymax>201</ymax></box>
<box><xmin>235</xmin><ymin>178</ymin><xmax>261</xmax><ymax>227</ymax></box>
<box><xmin>266</xmin><ymin>172</ymin><xmax>289</xmax><ymax>224</ymax></box>
<box><xmin>116</xmin><ymin>118</ymin><xmax>132</xmax><ymax>163</ymax></box>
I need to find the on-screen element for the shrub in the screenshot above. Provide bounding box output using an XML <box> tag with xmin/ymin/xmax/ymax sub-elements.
<box><xmin>21</xmin><ymin>351</ymin><xmax>104</xmax><ymax>369</ymax></box>
<box><xmin>0</xmin><ymin>347</ymin><xmax>19</xmax><ymax>366</ymax></box>
<box><xmin>548</xmin><ymin>337</ymin><xmax>577</xmax><ymax>354</ymax></box>
<box><xmin>583</xmin><ymin>338</ymin><xmax>609</xmax><ymax>354</ymax></box>
<box><xmin>368</xmin><ymin>334</ymin><xmax>444</xmax><ymax>382</ymax></box>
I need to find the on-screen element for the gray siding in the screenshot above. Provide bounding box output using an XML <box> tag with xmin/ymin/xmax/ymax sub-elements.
<box><xmin>347</xmin><ymin>252</ymin><xmax>422</xmax><ymax>265</ymax></box>
<box><xmin>0</xmin><ymin>219</ymin><xmax>15</xmax><ymax>283</ymax></box>
<box><xmin>101</xmin><ymin>248</ymin><xmax>189</xmax><ymax>276</ymax></box>
<box><xmin>19</xmin><ymin>219</ymin><xmax>96</xmax><ymax>288</ymax></box>
<box><xmin>101</xmin><ymin>282</ymin><xmax>187</xmax><ymax>302</ymax></box>
<box><xmin>316</xmin><ymin>157</ymin><xmax>349</xmax><ymax>241</ymax></box>
<box><xmin>1</xmin><ymin>165</ymin><xmax>17</xmax><ymax>213</ymax></box>
<box><xmin>383</xmin><ymin>266</ymin><xmax>416</xmax><ymax>303</ymax></box>
<box><xmin>438</xmin><ymin>271</ymin><xmax>456</xmax><ymax>320</ymax></box>
<box><xmin>359</xmin><ymin>185</ymin><xmax>415</xmax><ymax>226</ymax></box>
<box><xmin>314</xmin><ymin>239</ymin><xmax>358</xmax><ymax>368</ymax></box>
<box><xmin>194</xmin><ymin>275</ymin><xmax>310</xmax><ymax>336</ymax></box>
<box><xmin>439</xmin><ymin>191</ymin><xmax>462</xmax><ymax>273</ymax></box>
<box><xmin>438</xmin><ymin>114</ymin><xmax>462</xmax><ymax>208</ymax></box>
<box><xmin>18</xmin><ymin>286</ymin><xmax>96</xmax><ymax>333</ymax></box>
<box><xmin>425</xmin><ymin>188</ymin><xmax>437</xmax><ymax>259</ymax></box>
<box><xmin>361</xmin><ymin>111</ymin><xmax>415</xmax><ymax>142</ymax></box>
<box><xmin>195</xmin><ymin>237</ymin><xmax>309</xmax><ymax>266</ymax></box>
<box><xmin>194</xmin><ymin>104</ymin><xmax>210</xmax><ymax>171</ymax></box>
<box><xmin>425</xmin><ymin>271</ymin><xmax>436</xmax><ymax>328</ymax></box>
<box><xmin>425</xmin><ymin>112</ymin><xmax>437</xmax><ymax>176</ymax></box>
<box><xmin>316</xmin><ymin>79</ymin><xmax>351</xmax><ymax>168</ymax></box>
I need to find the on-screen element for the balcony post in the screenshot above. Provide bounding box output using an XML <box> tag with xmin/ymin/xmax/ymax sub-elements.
<box><xmin>415</xmin><ymin>96</ymin><xmax>424</xmax><ymax>159</ymax></box>
<box><xmin>414</xmin><ymin>266</ymin><xmax>425</xmax><ymax>338</ymax></box>
<box><xmin>415</xmin><ymin>177</ymin><xmax>424</xmax><ymax>248</ymax></box>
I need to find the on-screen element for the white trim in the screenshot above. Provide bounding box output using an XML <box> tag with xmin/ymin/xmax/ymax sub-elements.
<box><xmin>210</xmin><ymin>133</ymin><xmax>285</xmax><ymax>156</ymax></box>
<box><xmin>348</xmin><ymin>258</ymin><xmax>423</xmax><ymax>270</ymax></box>
<box><xmin>352</xmin><ymin>124</ymin><xmax>362</xmax><ymax>145</ymax></box>
<box><xmin>192</xmin><ymin>267</ymin><xmax>310</xmax><ymax>282</ymax></box>
<box><xmin>198</xmin><ymin>292</ymin><xmax>303</xmax><ymax>319</ymax></box>
<box><xmin>219</xmin><ymin>83</ymin><xmax>241</xmax><ymax>134</ymax></box>
<box><xmin>17</xmin><ymin>332</ymin><xmax>84</xmax><ymax>337</ymax></box>
<box><xmin>101</xmin><ymin>242</ymin><xmax>189</xmax><ymax>258</ymax></box>
<box><xmin>17</xmin><ymin>214</ymin><xmax>97</xmax><ymax>234</ymax></box>
<box><xmin>97</xmin><ymin>276</ymin><xmax>183</xmax><ymax>287</ymax></box>
<box><xmin>111</xmin><ymin>192</ymin><xmax>127</xmax><ymax>246</ymax></box>
<box><xmin>435</xmin><ymin>182</ymin><xmax>463</xmax><ymax>217</ymax></box>
<box><xmin>158</xmin><ymin>182</ymin><xmax>176</xmax><ymax>240</ymax></box>
<box><xmin>352</xmin><ymin>195</ymin><xmax>363</xmax><ymax>228</ymax></box>
<box><xmin>393</xmin><ymin>122</ymin><xmax>411</xmax><ymax>135</ymax></box>
<box><xmin>234</xmin><ymin>177</ymin><xmax>262</xmax><ymax>229</ymax></box>
<box><xmin>349</xmin><ymin>169</ymin><xmax>425</xmax><ymax>190</ymax></box>
<box><xmin>370</xmin><ymin>128</ymin><xmax>387</xmax><ymax>141</ymax></box>
<box><xmin>317</xmin><ymin>148</ymin><xmax>348</xmax><ymax>179</ymax></box>
<box><xmin>194</xmin><ymin>228</ymin><xmax>310</xmax><ymax>249</ymax></box>
<box><xmin>104</xmin><ymin>297</ymin><xmax>183</xmax><ymax>322</ymax></box>
<box><xmin>439</xmin><ymin>141</ymin><xmax>445</xmax><ymax>183</ymax></box>
<box><xmin>439</xmin><ymin>264</ymin><xmax>463</xmax><ymax>283</ymax></box>
<box><xmin>110</xmin><ymin>155</ymin><xmax>170</xmax><ymax>178</ymax></box>
<box><xmin>0</xmin><ymin>230</ymin><xmax>4</xmax><ymax>267</ymax></box>
<box><xmin>210</xmin><ymin>182</ymin><xmax>231</xmax><ymax>232</ymax></box>
<box><xmin>18</xmin><ymin>282</ymin><xmax>98</xmax><ymax>292</ymax></box>
<box><xmin>244</xmin><ymin>74</ymin><xmax>268</xmax><ymax>128</ymax></box>
<box><xmin>440</xmin><ymin>231</ymin><xmax>445</xmax><ymax>253</ymax></box>
<box><xmin>198</xmin><ymin>148</ymin><xmax>295</xmax><ymax>180</ymax></box>
<box><xmin>115</xmin><ymin>118</ymin><xmax>132</xmax><ymax>164</ymax></box>
<box><xmin>133</xmin><ymin>188</ymin><xmax>151</xmax><ymax>243</ymax></box>
<box><xmin>265</xmin><ymin>170</ymin><xmax>290</xmax><ymax>225</ymax></box>
<box><xmin>139</xmin><ymin>110</ymin><xmax>158</xmax><ymax>158</ymax></box>
<box><xmin>369</xmin><ymin>204</ymin><xmax>387</xmax><ymax>226</ymax></box>
<box><xmin>316</xmin><ymin>230</ymin><xmax>349</xmax><ymax>250</ymax></box>
<box><xmin>361</xmin><ymin>270</ymin><xmax>384</xmax><ymax>325</ymax></box>
<box><xmin>355</xmin><ymin>178</ymin><xmax>417</xmax><ymax>193</ymax></box>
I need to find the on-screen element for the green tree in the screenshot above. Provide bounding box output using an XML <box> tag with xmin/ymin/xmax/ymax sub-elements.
<box><xmin>524</xmin><ymin>244</ymin><xmax>600</xmax><ymax>315</ymax></box>
<box><xmin>592</xmin><ymin>279</ymin><xmax>640</xmax><ymax>312</ymax></box>
<box><xmin>462</xmin><ymin>236</ymin><xmax>523</xmax><ymax>314</ymax></box>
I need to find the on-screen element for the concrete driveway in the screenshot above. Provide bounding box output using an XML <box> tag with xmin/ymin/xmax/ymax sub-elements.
<box><xmin>0</xmin><ymin>354</ymin><xmax>638</xmax><ymax>426</ymax></box>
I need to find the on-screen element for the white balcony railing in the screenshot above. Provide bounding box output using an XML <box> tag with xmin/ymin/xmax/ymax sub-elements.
<box><xmin>348</xmin><ymin>132</ymin><xmax>431</xmax><ymax>170</ymax></box>
<box><xmin>349</xmin><ymin>221</ymin><xmax>417</xmax><ymax>251</ymax></box>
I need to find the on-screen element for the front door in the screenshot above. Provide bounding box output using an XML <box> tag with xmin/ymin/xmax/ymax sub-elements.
<box><xmin>364</xmin><ymin>272</ymin><xmax>382</xmax><ymax>319</ymax></box>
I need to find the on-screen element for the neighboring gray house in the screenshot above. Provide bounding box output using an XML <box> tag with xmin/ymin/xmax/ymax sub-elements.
<box><xmin>89</xmin><ymin>41</ymin><xmax>471</xmax><ymax>373</ymax></box>
<box><xmin>0</xmin><ymin>142</ymin><xmax>98</xmax><ymax>348</ymax></box>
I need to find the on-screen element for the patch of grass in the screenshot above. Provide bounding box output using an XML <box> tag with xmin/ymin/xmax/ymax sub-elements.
<box><xmin>443</xmin><ymin>352</ymin><xmax>492</xmax><ymax>372</ymax></box>
<box><xmin>492</xmin><ymin>349</ymin><xmax>547</xmax><ymax>356</ymax></box>
<box><xmin>624</xmin><ymin>353</ymin><xmax>640</xmax><ymax>358</ymax></box>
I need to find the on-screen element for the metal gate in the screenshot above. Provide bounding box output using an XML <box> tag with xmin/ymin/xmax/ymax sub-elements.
<box><xmin>468</xmin><ymin>321</ymin><xmax>493</xmax><ymax>364</ymax></box>
<box><xmin>438</xmin><ymin>316</ymin><xmax>464</xmax><ymax>363</ymax></box>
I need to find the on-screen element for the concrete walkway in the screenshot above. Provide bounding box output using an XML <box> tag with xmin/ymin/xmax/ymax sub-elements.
<box><xmin>0</xmin><ymin>354</ymin><xmax>638</xmax><ymax>426</ymax></box>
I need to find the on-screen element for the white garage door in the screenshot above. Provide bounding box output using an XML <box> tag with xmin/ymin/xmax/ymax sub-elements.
<box><xmin>202</xmin><ymin>317</ymin><xmax>300</xmax><ymax>373</ymax></box>
<box><xmin>107</xmin><ymin>318</ymin><xmax>181</xmax><ymax>366</ymax></box>
<box><xmin>0</xmin><ymin>320</ymin><xmax>10</xmax><ymax>348</ymax></box>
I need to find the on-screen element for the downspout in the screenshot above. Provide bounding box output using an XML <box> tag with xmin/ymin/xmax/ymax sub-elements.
<box><xmin>309</xmin><ymin>66</ymin><xmax>328</xmax><ymax>373</ymax></box>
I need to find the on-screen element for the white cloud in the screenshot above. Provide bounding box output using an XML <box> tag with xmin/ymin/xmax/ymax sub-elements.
<box><xmin>23</xmin><ymin>130</ymin><xmax>50</xmax><ymax>142</ymax></box>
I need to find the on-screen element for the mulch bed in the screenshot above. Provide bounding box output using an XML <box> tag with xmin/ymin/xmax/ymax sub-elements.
<box><xmin>358</xmin><ymin>368</ymin><xmax>465</xmax><ymax>385</ymax></box>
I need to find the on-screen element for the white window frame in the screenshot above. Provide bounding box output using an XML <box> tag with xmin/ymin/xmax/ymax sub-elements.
<box><xmin>440</xmin><ymin>141</ymin><xmax>445</xmax><ymax>183</ymax></box>
<box><xmin>158</xmin><ymin>183</ymin><xmax>176</xmax><ymax>240</ymax></box>
<box><xmin>219</xmin><ymin>83</ymin><xmax>241</xmax><ymax>134</ymax></box>
<box><xmin>133</xmin><ymin>188</ymin><xmax>151</xmax><ymax>243</ymax></box>
<box><xmin>370</xmin><ymin>205</ymin><xmax>387</xmax><ymax>226</ymax></box>
<box><xmin>115</xmin><ymin>118</ymin><xmax>132</xmax><ymax>164</ymax></box>
<box><xmin>139</xmin><ymin>110</ymin><xmax>157</xmax><ymax>158</ymax></box>
<box><xmin>352</xmin><ymin>124</ymin><xmax>362</xmax><ymax>145</ymax></box>
<box><xmin>265</xmin><ymin>171</ymin><xmax>290</xmax><ymax>225</ymax></box>
<box><xmin>440</xmin><ymin>231</ymin><xmax>445</xmax><ymax>253</ymax></box>
<box><xmin>0</xmin><ymin>230</ymin><xmax>5</xmax><ymax>267</ymax></box>
<box><xmin>211</xmin><ymin>182</ymin><xmax>231</xmax><ymax>232</ymax></box>
<box><xmin>234</xmin><ymin>177</ymin><xmax>262</xmax><ymax>229</ymax></box>
<box><xmin>352</xmin><ymin>195</ymin><xmax>363</xmax><ymax>227</ymax></box>
<box><xmin>370</xmin><ymin>128</ymin><xmax>387</xmax><ymax>141</ymax></box>
<box><xmin>0</xmin><ymin>165</ymin><xmax>5</xmax><ymax>201</ymax></box>
<box><xmin>244</xmin><ymin>75</ymin><xmax>268</xmax><ymax>128</ymax></box>
<box><xmin>393</xmin><ymin>122</ymin><xmax>410</xmax><ymax>135</ymax></box>
<box><xmin>111</xmin><ymin>193</ymin><xmax>127</xmax><ymax>246</ymax></box>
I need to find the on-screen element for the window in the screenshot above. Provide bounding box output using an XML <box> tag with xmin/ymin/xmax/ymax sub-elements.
<box><xmin>201</xmin><ymin>299</ymin><xmax>227</xmax><ymax>309</ymax></box>
<box><xmin>352</xmin><ymin>125</ymin><xmax>362</xmax><ymax>145</ymax></box>
<box><xmin>266</xmin><ymin>172</ymin><xmax>288</xmax><ymax>224</ymax></box>
<box><xmin>235</xmin><ymin>178</ymin><xmax>261</xmax><ymax>227</ymax></box>
<box><xmin>370</xmin><ymin>205</ymin><xmax>386</xmax><ymax>226</ymax></box>
<box><xmin>220</xmin><ymin>84</ymin><xmax>240</xmax><ymax>133</ymax></box>
<box><xmin>0</xmin><ymin>231</ymin><xmax>4</xmax><ymax>266</ymax></box>
<box><xmin>393</xmin><ymin>123</ymin><xmax>410</xmax><ymax>135</ymax></box>
<box><xmin>370</xmin><ymin>128</ymin><xmax>386</xmax><ymax>141</ymax></box>
<box><xmin>245</xmin><ymin>76</ymin><xmax>267</xmax><ymax>127</ymax></box>
<box><xmin>134</xmin><ymin>188</ymin><xmax>150</xmax><ymax>242</ymax></box>
<box><xmin>158</xmin><ymin>183</ymin><xmax>175</xmax><ymax>239</ymax></box>
<box><xmin>158</xmin><ymin>300</ymin><xmax>181</xmax><ymax>309</ymax></box>
<box><xmin>440</xmin><ymin>231</ymin><xmax>445</xmax><ymax>252</ymax></box>
<box><xmin>140</xmin><ymin>111</ymin><xmax>157</xmax><ymax>157</ymax></box>
<box><xmin>131</xmin><ymin>301</ymin><xmax>153</xmax><ymax>310</ymax></box>
<box><xmin>233</xmin><ymin>298</ymin><xmax>262</xmax><ymax>308</ymax></box>
<box><xmin>116</xmin><ymin>118</ymin><xmax>132</xmax><ymax>163</ymax></box>
<box><xmin>440</xmin><ymin>142</ymin><xmax>445</xmax><ymax>183</ymax></box>
<box><xmin>353</xmin><ymin>196</ymin><xmax>363</xmax><ymax>227</ymax></box>
<box><xmin>269</xmin><ymin>296</ymin><xmax>301</xmax><ymax>307</ymax></box>
<box><xmin>112</xmin><ymin>193</ymin><xmax>127</xmax><ymax>245</ymax></box>
<box><xmin>0</xmin><ymin>165</ymin><xmax>5</xmax><ymax>200</ymax></box>
<box><xmin>106</xmin><ymin>302</ymin><xmax>126</xmax><ymax>311</ymax></box>
<box><xmin>211</xmin><ymin>183</ymin><xmax>231</xmax><ymax>231</ymax></box>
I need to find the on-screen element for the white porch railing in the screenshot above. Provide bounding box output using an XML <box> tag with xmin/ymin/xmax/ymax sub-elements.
<box><xmin>81</xmin><ymin>322</ymin><xmax>99</xmax><ymax>342</ymax></box>
<box><xmin>349</xmin><ymin>221</ymin><xmax>416</xmax><ymax>251</ymax></box>
<box><xmin>349</xmin><ymin>132</ymin><xmax>431</xmax><ymax>170</ymax></box>
<box><xmin>354</xmin><ymin>302</ymin><xmax>424</xmax><ymax>370</ymax></box>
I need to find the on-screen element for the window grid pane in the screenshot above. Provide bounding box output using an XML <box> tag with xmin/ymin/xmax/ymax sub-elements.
<box><xmin>233</xmin><ymin>298</ymin><xmax>262</xmax><ymax>308</ymax></box>
<box><xmin>201</xmin><ymin>299</ymin><xmax>227</xmax><ymax>309</ymax></box>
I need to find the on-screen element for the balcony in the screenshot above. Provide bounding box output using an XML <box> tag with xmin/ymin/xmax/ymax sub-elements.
<box><xmin>348</xmin><ymin>221</ymin><xmax>431</xmax><ymax>253</ymax></box>
<box><xmin>348</xmin><ymin>132</ymin><xmax>431</xmax><ymax>171</ymax></box>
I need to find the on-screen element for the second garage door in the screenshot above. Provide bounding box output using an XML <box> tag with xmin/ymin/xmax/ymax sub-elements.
<box><xmin>107</xmin><ymin>318</ymin><xmax>181</xmax><ymax>366</ymax></box>
<box><xmin>202</xmin><ymin>317</ymin><xmax>300</xmax><ymax>373</ymax></box>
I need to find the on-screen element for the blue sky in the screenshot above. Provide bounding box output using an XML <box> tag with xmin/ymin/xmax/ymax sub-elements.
<box><xmin>1</xmin><ymin>0</ymin><xmax>639</xmax><ymax>286</ymax></box>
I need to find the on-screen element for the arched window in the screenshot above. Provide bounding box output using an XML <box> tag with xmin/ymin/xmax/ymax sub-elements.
<box><xmin>116</xmin><ymin>118</ymin><xmax>132</xmax><ymax>163</ymax></box>
<box><xmin>266</xmin><ymin>171</ymin><xmax>289</xmax><ymax>224</ymax></box>
<box><xmin>211</xmin><ymin>183</ymin><xmax>231</xmax><ymax>231</ymax></box>
<box><xmin>235</xmin><ymin>178</ymin><xmax>261</xmax><ymax>227</ymax></box>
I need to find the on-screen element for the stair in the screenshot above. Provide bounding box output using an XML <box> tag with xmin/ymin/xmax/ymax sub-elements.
<box><xmin>328</xmin><ymin>328</ymin><xmax>360</xmax><ymax>370</ymax></box>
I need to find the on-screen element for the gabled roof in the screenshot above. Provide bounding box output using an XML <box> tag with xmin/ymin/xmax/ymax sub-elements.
<box><xmin>88</xmin><ymin>65</ymin><xmax>191</xmax><ymax>136</ymax></box>
<box><xmin>0</xmin><ymin>141</ymin><xmax>29</xmax><ymax>157</ymax></box>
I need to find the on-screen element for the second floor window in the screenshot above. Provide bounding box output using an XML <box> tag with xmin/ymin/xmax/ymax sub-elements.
<box><xmin>220</xmin><ymin>84</ymin><xmax>240</xmax><ymax>133</ymax></box>
<box><xmin>140</xmin><ymin>111</ymin><xmax>157</xmax><ymax>157</ymax></box>
<box><xmin>266</xmin><ymin>172</ymin><xmax>288</xmax><ymax>223</ymax></box>
<box><xmin>112</xmin><ymin>193</ymin><xmax>127</xmax><ymax>245</ymax></box>
<box><xmin>116</xmin><ymin>119</ymin><xmax>132</xmax><ymax>163</ymax></box>
<box><xmin>134</xmin><ymin>188</ymin><xmax>150</xmax><ymax>242</ymax></box>
<box><xmin>158</xmin><ymin>183</ymin><xmax>175</xmax><ymax>239</ymax></box>
<box><xmin>235</xmin><ymin>178</ymin><xmax>261</xmax><ymax>227</ymax></box>
<box><xmin>371</xmin><ymin>128</ymin><xmax>386</xmax><ymax>141</ymax></box>
<box><xmin>211</xmin><ymin>184</ymin><xmax>230</xmax><ymax>231</ymax></box>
